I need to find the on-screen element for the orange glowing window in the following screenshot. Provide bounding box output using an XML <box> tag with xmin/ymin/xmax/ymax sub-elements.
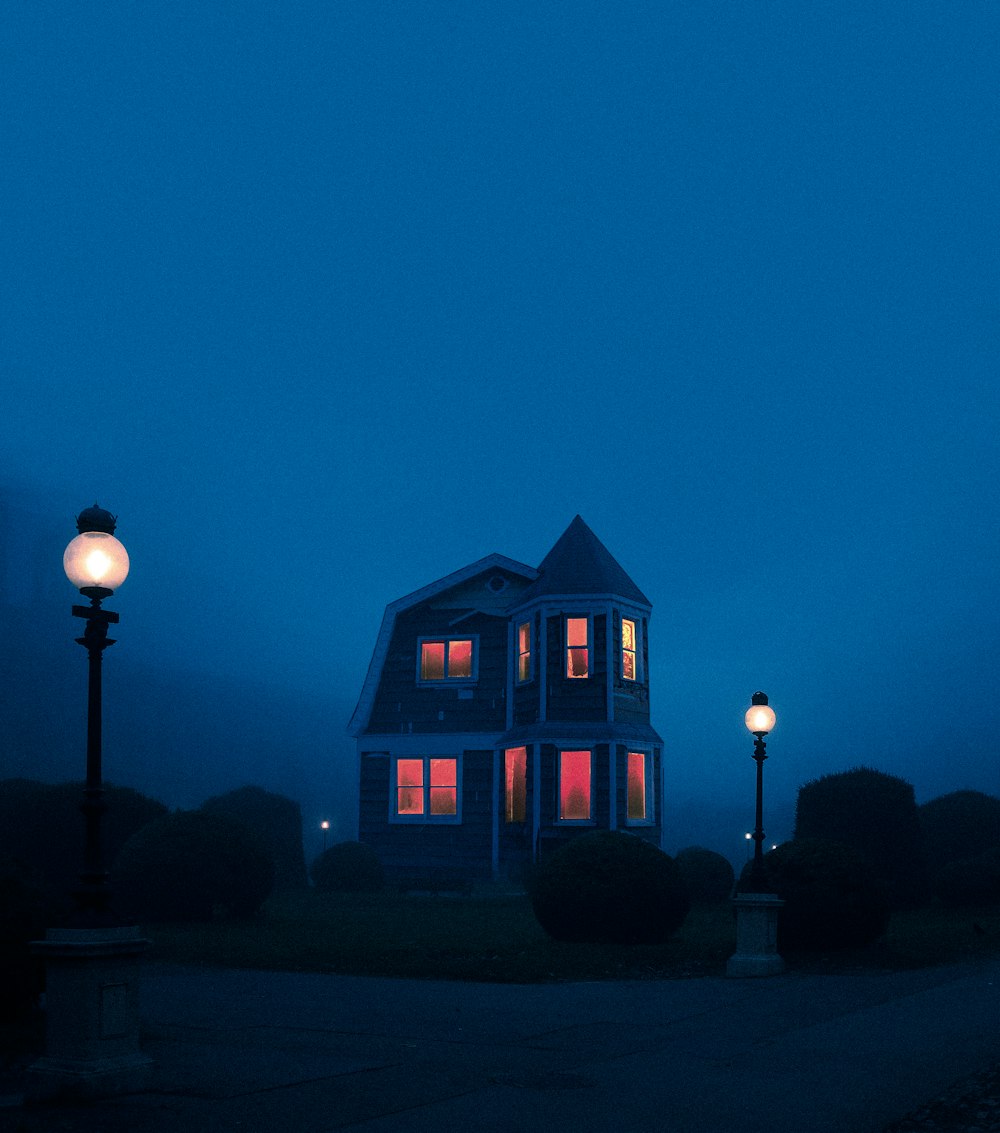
<box><xmin>504</xmin><ymin>747</ymin><xmax>527</xmax><ymax>823</ymax></box>
<box><xmin>627</xmin><ymin>751</ymin><xmax>647</xmax><ymax>821</ymax></box>
<box><xmin>517</xmin><ymin>622</ymin><xmax>531</xmax><ymax>683</ymax></box>
<box><xmin>566</xmin><ymin>617</ymin><xmax>589</xmax><ymax>679</ymax></box>
<box><xmin>622</xmin><ymin>619</ymin><xmax>637</xmax><ymax>681</ymax></box>
<box><xmin>559</xmin><ymin>750</ymin><xmax>591</xmax><ymax>821</ymax></box>
<box><xmin>419</xmin><ymin>638</ymin><xmax>474</xmax><ymax>681</ymax></box>
<box><xmin>396</xmin><ymin>759</ymin><xmax>424</xmax><ymax>815</ymax></box>
<box><xmin>394</xmin><ymin>757</ymin><xmax>458</xmax><ymax>819</ymax></box>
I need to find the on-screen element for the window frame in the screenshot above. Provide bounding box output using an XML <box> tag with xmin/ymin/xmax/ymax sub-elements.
<box><xmin>389</xmin><ymin>755</ymin><xmax>462</xmax><ymax>824</ymax></box>
<box><xmin>416</xmin><ymin>635</ymin><xmax>479</xmax><ymax>685</ymax></box>
<box><xmin>625</xmin><ymin>748</ymin><xmax>654</xmax><ymax>826</ymax></box>
<box><xmin>557</xmin><ymin>748</ymin><xmax>594</xmax><ymax>824</ymax></box>
<box><xmin>564</xmin><ymin>615</ymin><xmax>592</xmax><ymax>680</ymax></box>
<box><xmin>503</xmin><ymin>746</ymin><xmax>528</xmax><ymax>824</ymax></box>
<box><xmin>621</xmin><ymin>617</ymin><xmax>639</xmax><ymax>682</ymax></box>
<box><xmin>516</xmin><ymin>620</ymin><xmax>532</xmax><ymax>684</ymax></box>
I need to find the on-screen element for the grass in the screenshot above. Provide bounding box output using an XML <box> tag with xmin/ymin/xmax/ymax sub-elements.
<box><xmin>142</xmin><ymin>889</ymin><xmax>1000</xmax><ymax>983</ymax></box>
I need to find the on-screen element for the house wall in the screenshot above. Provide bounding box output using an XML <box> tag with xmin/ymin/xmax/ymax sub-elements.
<box><xmin>367</xmin><ymin>607</ymin><xmax>507</xmax><ymax>735</ymax></box>
<box><xmin>359</xmin><ymin>749</ymin><xmax>495</xmax><ymax>886</ymax></box>
<box><xmin>544</xmin><ymin>612</ymin><xmax>607</xmax><ymax>721</ymax></box>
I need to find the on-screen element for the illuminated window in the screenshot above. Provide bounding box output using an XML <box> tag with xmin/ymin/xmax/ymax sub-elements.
<box><xmin>393</xmin><ymin>757</ymin><xmax>458</xmax><ymax>820</ymax></box>
<box><xmin>419</xmin><ymin>638</ymin><xmax>475</xmax><ymax>682</ymax></box>
<box><xmin>517</xmin><ymin>622</ymin><xmax>531</xmax><ymax>683</ymax></box>
<box><xmin>622</xmin><ymin>619</ymin><xmax>637</xmax><ymax>681</ymax></box>
<box><xmin>559</xmin><ymin>750</ymin><xmax>592</xmax><ymax>821</ymax></box>
<box><xmin>504</xmin><ymin>747</ymin><xmax>527</xmax><ymax>823</ymax></box>
<box><xmin>566</xmin><ymin>617</ymin><xmax>590</xmax><ymax>678</ymax></box>
<box><xmin>627</xmin><ymin>751</ymin><xmax>651</xmax><ymax>823</ymax></box>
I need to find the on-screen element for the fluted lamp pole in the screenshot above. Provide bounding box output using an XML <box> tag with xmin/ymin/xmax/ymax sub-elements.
<box><xmin>63</xmin><ymin>504</ymin><xmax>130</xmax><ymax>924</ymax></box>
<box><xmin>744</xmin><ymin>691</ymin><xmax>776</xmax><ymax>893</ymax></box>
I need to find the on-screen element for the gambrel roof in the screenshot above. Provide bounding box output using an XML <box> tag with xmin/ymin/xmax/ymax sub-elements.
<box><xmin>347</xmin><ymin>552</ymin><xmax>538</xmax><ymax>737</ymax></box>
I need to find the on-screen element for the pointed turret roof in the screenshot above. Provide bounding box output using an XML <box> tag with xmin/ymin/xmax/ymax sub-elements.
<box><xmin>519</xmin><ymin>515</ymin><xmax>650</xmax><ymax>606</ymax></box>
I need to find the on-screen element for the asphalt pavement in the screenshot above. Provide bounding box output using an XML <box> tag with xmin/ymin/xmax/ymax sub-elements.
<box><xmin>3</xmin><ymin>957</ymin><xmax>999</xmax><ymax>1132</ymax></box>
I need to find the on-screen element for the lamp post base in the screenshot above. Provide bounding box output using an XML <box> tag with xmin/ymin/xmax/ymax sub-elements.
<box><xmin>727</xmin><ymin>891</ymin><xmax>786</xmax><ymax>978</ymax></box>
<box><xmin>26</xmin><ymin>924</ymin><xmax>153</xmax><ymax>1101</ymax></box>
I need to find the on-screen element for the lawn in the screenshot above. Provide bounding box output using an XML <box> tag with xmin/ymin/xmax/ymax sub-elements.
<box><xmin>143</xmin><ymin>889</ymin><xmax>1000</xmax><ymax>983</ymax></box>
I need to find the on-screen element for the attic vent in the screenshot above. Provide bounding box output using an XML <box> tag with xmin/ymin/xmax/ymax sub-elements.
<box><xmin>486</xmin><ymin>575</ymin><xmax>508</xmax><ymax>594</ymax></box>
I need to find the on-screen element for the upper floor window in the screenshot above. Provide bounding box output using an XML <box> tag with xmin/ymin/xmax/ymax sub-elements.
<box><xmin>622</xmin><ymin>618</ymin><xmax>637</xmax><ymax>681</ymax></box>
<box><xmin>566</xmin><ymin>617</ymin><xmax>590</xmax><ymax>679</ymax></box>
<box><xmin>418</xmin><ymin>637</ymin><xmax>475</xmax><ymax>682</ymax></box>
<box><xmin>559</xmin><ymin>749</ymin><xmax>592</xmax><ymax>821</ymax></box>
<box><xmin>517</xmin><ymin>621</ymin><xmax>531</xmax><ymax>683</ymax></box>
<box><xmin>394</xmin><ymin>756</ymin><xmax>459</xmax><ymax>820</ymax></box>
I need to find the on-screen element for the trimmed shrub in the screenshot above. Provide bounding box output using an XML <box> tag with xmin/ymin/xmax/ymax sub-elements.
<box><xmin>201</xmin><ymin>786</ymin><xmax>307</xmax><ymax>890</ymax></box>
<box><xmin>0</xmin><ymin>778</ymin><xmax>168</xmax><ymax>896</ymax></box>
<box><xmin>529</xmin><ymin>831</ymin><xmax>690</xmax><ymax>945</ymax></box>
<box><xmin>311</xmin><ymin>841</ymin><xmax>384</xmax><ymax>893</ymax></box>
<box><xmin>932</xmin><ymin>848</ymin><xmax>1000</xmax><ymax>908</ymax></box>
<box><xmin>795</xmin><ymin>767</ymin><xmax>927</xmax><ymax>908</ymax></box>
<box><xmin>749</xmin><ymin>838</ymin><xmax>890</xmax><ymax>951</ymax></box>
<box><xmin>919</xmin><ymin>791</ymin><xmax>1000</xmax><ymax>868</ymax></box>
<box><xmin>0</xmin><ymin>859</ymin><xmax>57</xmax><ymax>1022</ymax></box>
<box><xmin>113</xmin><ymin>810</ymin><xmax>274</xmax><ymax>922</ymax></box>
<box><xmin>675</xmin><ymin>846</ymin><xmax>735</xmax><ymax>904</ymax></box>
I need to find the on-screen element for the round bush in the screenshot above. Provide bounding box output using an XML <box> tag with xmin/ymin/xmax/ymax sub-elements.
<box><xmin>675</xmin><ymin>846</ymin><xmax>735</xmax><ymax>904</ymax></box>
<box><xmin>750</xmin><ymin>838</ymin><xmax>890</xmax><ymax>951</ymax></box>
<box><xmin>529</xmin><ymin>831</ymin><xmax>690</xmax><ymax>945</ymax></box>
<box><xmin>932</xmin><ymin>848</ymin><xmax>1000</xmax><ymax>908</ymax></box>
<box><xmin>920</xmin><ymin>791</ymin><xmax>1000</xmax><ymax>868</ymax></box>
<box><xmin>113</xmin><ymin>810</ymin><xmax>274</xmax><ymax>922</ymax></box>
<box><xmin>202</xmin><ymin>786</ymin><xmax>307</xmax><ymax>890</ymax></box>
<box><xmin>311</xmin><ymin>841</ymin><xmax>384</xmax><ymax>893</ymax></box>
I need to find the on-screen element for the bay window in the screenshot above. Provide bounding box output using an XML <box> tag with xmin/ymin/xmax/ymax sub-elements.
<box><xmin>566</xmin><ymin>617</ymin><xmax>590</xmax><ymax>678</ymax></box>
<box><xmin>559</xmin><ymin>749</ymin><xmax>592</xmax><ymax>821</ymax></box>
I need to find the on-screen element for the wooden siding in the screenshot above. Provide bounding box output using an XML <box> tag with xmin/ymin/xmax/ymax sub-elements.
<box><xmin>367</xmin><ymin>607</ymin><xmax>507</xmax><ymax>735</ymax></box>
<box><xmin>545</xmin><ymin>613</ymin><xmax>607</xmax><ymax>722</ymax></box>
<box><xmin>359</xmin><ymin>750</ymin><xmax>494</xmax><ymax>886</ymax></box>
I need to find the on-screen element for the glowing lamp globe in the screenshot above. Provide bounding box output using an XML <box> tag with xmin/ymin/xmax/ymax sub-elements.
<box><xmin>63</xmin><ymin>505</ymin><xmax>130</xmax><ymax>594</ymax></box>
<box><xmin>744</xmin><ymin>692</ymin><xmax>776</xmax><ymax>736</ymax></box>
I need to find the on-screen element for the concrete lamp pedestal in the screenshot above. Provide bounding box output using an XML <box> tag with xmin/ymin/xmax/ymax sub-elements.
<box><xmin>726</xmin><ymin>891</ymin><xmax>786</xmax><ymax>978</ymax></box>
<box><xmin>26</xmin><ymin>924</ymin><xmax>153</xmax><ymax>1101</ymax></box>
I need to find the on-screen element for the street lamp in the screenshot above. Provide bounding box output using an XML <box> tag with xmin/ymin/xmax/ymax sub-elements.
<box><xmin>320</xmin><ymin>820</ymin><xmax>330</xmax><ymax>852</ymax></box>
<box><xmin>743</xmin><ymin>691</ymin><xmax>776</xmax><ymax>893</ymax></box>
<box><xmin>63</xmin><ymin>504</ymin><xmax>129</xmax><ymax>924</ymax></box>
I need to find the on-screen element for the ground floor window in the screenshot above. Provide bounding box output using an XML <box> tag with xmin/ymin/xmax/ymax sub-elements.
<box><xmin>393</xmin><ymin>757</ymin><xmax>458</xmax><ymax>820</ymax></box>
<box><xmin>504</xmin><ymin>747</ymin><xmax>527</xmax><ymax>823</ymax></box>
<box><xmin>559</xmin><ymin>750</ymin><xmax>592</xmax><ymax>821</ymax></box>
<box><xmin>626</xmin><ymin>750</ymin><xmax>652</xmax><ymax>823</ymax></box>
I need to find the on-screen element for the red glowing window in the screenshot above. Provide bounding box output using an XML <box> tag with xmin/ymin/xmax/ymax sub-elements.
<box><xmin>622</xmin><ymin>619</ymin><xmax>637</xmax><ymax>681</ymax></box>
<box><xmin>419</xmin><ymin>638</ymin><xmax>474</xmax><ymax>681</ymax></box>
<box><xmin>429</xmin><ymin>758</ymin><xmax>457</xmax><ymax>816</ymax></box>
<box><xmin>566</xmin><ymin>618</ymin><xmax>590</xmax><ymax>679</ymax></box>
<box><xmin>627</xmin><ymin>751</ymin><xmax>647</xmax><ymax>821</ymax></box>
<box><xmin>396</xmin><ymin>759</ymin><xmax>424</xmax><ymax>815</ymax></box>
<box><xmin>504</xmin><ymin>747</ymin><xmax>527</xmax><ymax>823</ymax></box>
<box><xmin>559</xmin><ymin>750</ymin><xmax>591</xmax><ymax>821</ymax></box>
<box><xmin>517</xmin><ymin>622</ymin><xmax>531</xmax><ymax>683</ymax></box>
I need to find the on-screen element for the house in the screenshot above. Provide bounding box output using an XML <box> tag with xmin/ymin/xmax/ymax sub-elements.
<box><xmin>348</xmin><ymin>516</ymin><xmax>664</xmax><ymax>887</ymax></box>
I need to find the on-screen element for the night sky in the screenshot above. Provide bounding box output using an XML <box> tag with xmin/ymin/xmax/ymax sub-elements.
<box><xmin>3</xmin><ymin>3</ymin><xmax>998</xmax><ymax>859</ymax></box>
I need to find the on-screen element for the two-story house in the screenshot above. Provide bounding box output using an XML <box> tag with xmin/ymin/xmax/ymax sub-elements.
<box><xmin>348</xmin><ymin>516</ymin><xmax>664</xmax><ymax>887</ymax></box>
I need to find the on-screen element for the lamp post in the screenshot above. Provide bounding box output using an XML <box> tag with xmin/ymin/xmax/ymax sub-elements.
<box><xmin>62</xmin><ymin>504</ymin><xmax>131</xmax><ymax>924</ymax></box>
<box><xmin>726</xmin><ymin>690</ymin><xmax>785</xmax><ymax>978</ymax></box>
<box><xmin>321</xmin><ymin>820</ymin><xmax>330</xmax><ymax>853</ymax></box>
<box><xmin>744</xmin><ymin>691</ymin><xmax>776</xmax><ymax>894</ymax></box>
<box><xmin>26</xmin><ymin>505</ymin><xmax>152</xmax><ymax>1100</ymax></box>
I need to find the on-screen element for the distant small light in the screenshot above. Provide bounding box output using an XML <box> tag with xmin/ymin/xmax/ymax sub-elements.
<box><xmin>320</xmin><ymin>821</ymin><xmax>330</xmax><ymax>831</ymax></box>
<box><xmin>745</xmin><ymin>832</ymin><xmax>752</xmax><ymax>841</ymax></box>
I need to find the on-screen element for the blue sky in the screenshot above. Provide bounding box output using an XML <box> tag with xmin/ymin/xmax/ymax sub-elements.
<box><xmin>3</xmin><ymin>2</ymin><xmax>998</xmax><ymax>843</ymax></box>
